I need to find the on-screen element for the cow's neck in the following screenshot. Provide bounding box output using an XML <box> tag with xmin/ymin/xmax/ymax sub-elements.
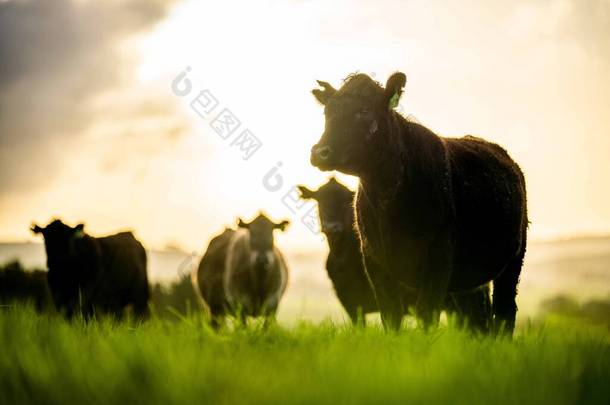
<box><xmin>360</xmin><ymin>115</ymin><xmax>444</xmax><ymax>195</ymax></box>
<box><xmin>326</xmin><ymin>228</ymin><xmax>359</xmax><ymax>254</ymax></box>
<box><xmin>358</xmin><ymin>113</ymin><xmax>410</xmax><ymax>203</ymax></box>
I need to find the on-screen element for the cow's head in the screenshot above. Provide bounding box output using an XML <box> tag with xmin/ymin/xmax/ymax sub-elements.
<box><xmin>31</xmin><ymin>219</ymin><xmax>86</xmax><ymax>316</ymax></box>
<box><xmin>298</xmin><ymin>177</ymin><xmax>354</xmax><ymax>237</ymax></box>
<box><xmin>310</xmin><ymin>72</ymin><xmax>406</xmax><ymax>175</ymax></box>
<box><xmin>31</xmin><ymin>219</ymin><xmax>85</xmax><ymax>261</ymax></box>
<box><xmin>237</xmin><ymin>213</ymin><xmax>289</xmax><ymax>269</ymax></box>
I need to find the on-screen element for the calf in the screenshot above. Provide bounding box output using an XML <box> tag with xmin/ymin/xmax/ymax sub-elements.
<box><xmin>299</xmin><ymin>178</ymin><xmax>378</xmax><ymax>324</ymax></box>
<box><xmin>310</xmin><ymin>72</ymin><xmax>527</xmax><ymax>334</ymax></box>
<box><xmin>31</xmin><ymin>219</ymin><xmax>149</xmax><ymax>319</ymax></box>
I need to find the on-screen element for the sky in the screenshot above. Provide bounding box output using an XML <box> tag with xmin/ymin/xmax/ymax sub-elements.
<box><xmin>0</xmin><ymin>0</ymin><xmax>609</xmax><ymax>252</ymax></box>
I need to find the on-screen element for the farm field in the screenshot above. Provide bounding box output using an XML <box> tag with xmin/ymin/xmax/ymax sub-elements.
<box><xmin>2</xmin><ymin>237</ymin><xmax>609</xmax><ymax>404</ymax></box>
<box><xmin>3</xmin><ymin>0</ymin><xmax>610</xmax><ymax>404</ymax></box>
<box><xmin>2</xmin><ymin>237</ymin><xmax>610</xmax><ymax>323</ymax></box>
<box><xmin>1</xmin><ymin>307</ymin><xmax>608</xmax><ymax>405</ymax></box>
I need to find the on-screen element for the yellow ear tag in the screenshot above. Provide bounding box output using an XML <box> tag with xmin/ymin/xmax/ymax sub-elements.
<box><xmin>389</xmin><ymin>91</ymin><xmax>400</xmax><ymax>109</ymax></box>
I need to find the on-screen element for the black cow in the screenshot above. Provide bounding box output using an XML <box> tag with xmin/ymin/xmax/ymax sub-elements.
<box><xmin>195</xmin><ymin>227</ymin><xmax>236</xmax><ymax>328</ymax></box>
<box><xmin>0</xmin><ymin>260</ymin><xmax>54</xmax><ymax>313</ymax></box>
<box><xmin>310</xmin><ymin>72</ymin><xmax>527</xmax><ymax>335</ymax></box>
<box><xmin>196</xmin><ymin>214</ymin><xmax>290</xmax><ymax>328</ymax></box>
<box><xmin>31</xmin><ymin>219</ymin><xmax>149</xmax><ymax>319</ymax></box>
<box><xmin>299</xmin><ymin>178</ymin><xmax>492</xmax><ymax>330</ymax></box>
<box><xmin>298</xmin><ymin>178</ymin><xmax>378</xmax><ymax>324</ymax></box>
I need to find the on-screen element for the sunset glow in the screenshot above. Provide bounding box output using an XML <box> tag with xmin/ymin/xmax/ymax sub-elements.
<box><xmin>1</xmin><ymin>0</ymin><xmax>609</xmax><ymax>252</ymax></box>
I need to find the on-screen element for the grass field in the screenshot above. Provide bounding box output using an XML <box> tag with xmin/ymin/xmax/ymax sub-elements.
<box><xmin>1</xmin><ymin>307</ymin><xmax>609</xmax><ymax>405</ymax></box>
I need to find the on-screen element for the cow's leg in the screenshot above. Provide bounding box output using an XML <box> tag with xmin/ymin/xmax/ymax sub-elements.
<box><xmin>109</xmin><ymin>303</ymin><xmax>125</xmax><ymax>322</ymax></box>
<box><xmin>210</xmin><ymin>317</ymin><xmax>222</xmax><ymax>330</ymax></box>
<box><xmin>364</xmin><ymin>257</ymin><xmax>403</xmax><ymax>331</ymax></box>
<box><xmin>416</xmin><ymin>235</ymin><xmax>453</xmax><ymax>329</ymax></box>
<box><xmin>82</xmin><ymin>303</ymin><xmax>96</xmax><ymax>321</ymax></box>
<box><xmin>493</xmin><ymin>253</ymin><xmax>524</xmax><ymax>336</ymax></box>
<box><xmin>237</xmin><ymin>310</ymin><xmax>248</xmax><ymax>327</ymax></box>
<box><xmin>349</xmin><ymin>306</ymin><xmax>367</xmax><ymax>328</ymax></box>
<box><xmin>470</xmin><ymin>285</ymin><xmax>492</xmax><ymax>333</ymax></box>
<box><xmin>443</xmin><ymin>294</ymin><xmax>464</xmax><ymax>328</ymax></box>
<box><xmin>263</xmin><ymin>309</ymin><xmax>277</xmax><ymax>329</ymax></box>
<box><xmin>493</xmin><ymin>224</ymin><xmax>527</xmax><ymax>337</ymax></box>
<box><xmin>209</xmin><ymin>306</ymin><xmax>225</xmax><ymax>330</ymax></box>
<box><xmin>133</xmin><ymin>290</ymin><xmax>150</xmax><ymax>321</ymax></box>
<box><xmin>452</xmin><ymin>286</ymin><xmax>492</xmax><ymax>333</ymax></box>
<box><xmin>345</xmin><ymin>306</ymin><xmax>366</xmax><ymax>327</ymax></box>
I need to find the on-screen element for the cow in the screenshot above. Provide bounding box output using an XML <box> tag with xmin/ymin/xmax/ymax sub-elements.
<box><xmin>195</xmin><ymin>227</ymin><xmax>236</xmax><ymax>328</ymax></box>
<box><xmin>0</xmin><ymin>260</ymin><xmax>54</xmax><ymax>313</ymax></box>
<box><xmin>298</xmin><ymin>178</ymin><xmax>492</xmax><ymax>331</ymax></box>
<box><xmin>195</xmin><ymin>214</ymin><xmax>290</xmax><ymax>328</ymax></box>
<box><xmin>309</xmin><ymin>72</ymin><xmax>528</xmax><ymax>335</ymax></box>
<box><xmin>298</xmin><ymin>178</ymin><xmax>378</xmax><ymax>324</ymax></box>
<box><xmin>31</xmin><ymin>219</ymin><xmax>149</xmax><ymax>320</ymax></box>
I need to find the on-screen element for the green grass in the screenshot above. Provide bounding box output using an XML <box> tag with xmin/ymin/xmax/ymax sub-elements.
<box><xmin>1</xmin><ymin>307</ymin><xmax>609</xmax><ymax>405</ymax></box>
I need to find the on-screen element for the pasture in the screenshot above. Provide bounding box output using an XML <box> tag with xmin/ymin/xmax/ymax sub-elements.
<box><xmin>2</xmin><ymin>1</ymin><xmax>610</xmax><ymax>404</ymax></box>
<box><xmin>1</xmin><ymin>306</ymin><xmax>608</xmax><ymax>405</ymax></box>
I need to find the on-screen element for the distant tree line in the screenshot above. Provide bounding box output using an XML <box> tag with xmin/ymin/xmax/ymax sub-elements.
<box><xmin>540</xmin><ymin>295</ymin><xmax>610</xmax><ymax>328</ymax></box>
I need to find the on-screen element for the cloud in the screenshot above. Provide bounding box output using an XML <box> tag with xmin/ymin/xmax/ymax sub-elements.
<box><xmin>0</xmin><ymin>0</ymin><xmax>178</xmax><ymax>193</ymax></box>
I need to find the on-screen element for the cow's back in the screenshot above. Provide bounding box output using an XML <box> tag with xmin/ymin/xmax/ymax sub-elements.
<box><xmin>196</xmin><ymin>228</ymin><xmax>235</xmax><ymax>313</ymax></box>
<box><xmin>96</xmin><ymin>232</ymin><xmax>148</xmax><ymax>305</ymax></box>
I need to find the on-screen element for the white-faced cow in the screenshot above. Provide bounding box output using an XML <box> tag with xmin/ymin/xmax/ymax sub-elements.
<box><xmin>196</xmin><ymin>214</ymin><xmax>289</xmax><ymax>327</ymax></box>
<box><xmin>309</xmin><ymin>73</ymin><xmax>527</xmax><ymax>335</ymax></box>
<box><xmin>31</xmin><ymin>219</ymin><xmax>149</xmax><ymax>320</ymax></box>
<box><xmin>299</xmin><ymin>177</ymin><xmax>492</xmax><ymax>331</ymax></box>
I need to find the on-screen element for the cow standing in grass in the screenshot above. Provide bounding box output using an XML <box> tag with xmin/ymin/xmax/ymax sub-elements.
<box><xmin>196</xmin><ymin>227</ymin><xmax>236</xmax><ymax>327</ymax></box>
<box><xmin>31</xmin><ymin>219</ymin><xmax>149</xmax><ymax>319</ymax></box>
<box><xmin>310</xmin><ymin>72</ymin><xmax>527</xmax><ymax>334</ymax></box>
<box><xmin>298</xmin><ymin>178</ymin><xmax>379</xmax><ymax>325</ymax></box>
<box><xmin>299</xmin><ymin>178</ymin><xmax>492</xmax><ymax>331</ymax></box>
<box><xmin>196</xmin><ymin>214</ymin><xmax>289</xmax><ymax>327</ymax></box>
<box><xmin>0</xmin><ymin>261</ymin><xmax>54</xmax><ymax>313</ymax></box>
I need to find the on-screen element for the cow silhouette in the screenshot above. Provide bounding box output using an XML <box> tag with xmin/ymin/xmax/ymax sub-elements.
<box><xmin>310</xmin><ymin>72</ymin><xmax>527</xmax><ymax>334</ymax></box>
<box><xmin>31</xmin><ymin>219</ymin><xmax>149</xmax><ymax>320</ymax></box>
<box><xmin>0</xmin><ymin>260</ymin><xmax>54</xmax><ymax>313</ymax></box>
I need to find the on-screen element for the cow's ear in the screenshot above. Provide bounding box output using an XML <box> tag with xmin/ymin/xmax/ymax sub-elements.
<box><xmin>73</xmin><ymin>224</ymin><xmax>85</xmax><ymax>238</ymax></box>
<box><xmin>297</xmin><ymin>185</ymin><xmax>317</xmax><ymax>200</ymax></box>
<box><xmin>383</xmin><ymin>72</ymin><xmax>407</xmax><ymax>109</ymax></box>
<box><xmin>274</xmin><ymin>220</ymin><xmax>290</xmax><ymax>231</ymax></box>
<box><xmin>237</xmin><ymin>218</ymin><xmax>249</xmax><ymax>229</ymax></box>
<box><xmin>31</xmin><ymin>224</ymin><xmax>43</xmax><ymax>234</ymax></box>
<box><xmin>312</xmin><ymin>80</ymin><xmax>336</xmax><ymax>105</ymax></box>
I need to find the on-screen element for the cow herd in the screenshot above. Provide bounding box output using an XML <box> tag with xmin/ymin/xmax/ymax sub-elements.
<box><xmin>21</xmin><ymin>72</ymin><xmax>527</xmax><ymax>336</ymax></box>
